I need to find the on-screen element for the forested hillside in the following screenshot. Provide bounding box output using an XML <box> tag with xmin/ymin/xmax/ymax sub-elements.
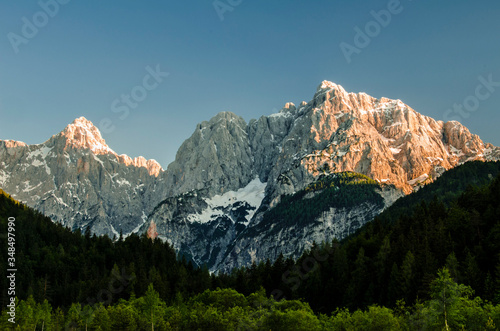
<box><xmin>374</xmin><ymin>160</ymin><xmax>500</xmax><ymax>224</ymax></box>
<box><xmin>2</xmin><ymin>267</ymin><xmax>500</xmax><ymax>329</ymax></box>
<box><xmin>0</xmin><ymin>189</ymin><xmax>211</xmax><ymax>309</ymax></box>
<box><xmin>255</xmin><ymin>171</ymin><xmax>384</xmax><ymax>234</ymax></box>
<box><xmin>218</xmin><ymin>162</ymin><xmax>500</xmax><ymax>313</ymax></box>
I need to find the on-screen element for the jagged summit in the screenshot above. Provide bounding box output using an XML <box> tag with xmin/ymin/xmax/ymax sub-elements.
<box><xmin>286</xmin><ymin>81</ymin><xmax>500</xmax><ymax>193</ymax></box>
<box><xmin>165</xmin><ymin>80</ymin><xmax>500</xmax><ymax>199</ymax></box>
<box><xmin>212</xmin><ymin>111</ymin><xmax>241</xmax><ymax>119</ymax></box>
<box><xmin>72</xmin><ymin>116</ymin><xmax>99</xmax><ymax>128</ymax></box>
<box><xmin>118</xmin><ymin>154</ymin><xmax>163</xmax><ymax>177</ymax></box>
<box><xmin>1</xmin><ymin>140</ymin><xmax>27</xmax><ymax>148</ymax></box>
<box><xmin>315</xmin><ymin>80</ymin><xmax>348</xmax><ymax>97</ymax></box>
<box><xmin>52</xmin><ymin>116</ymin><xmax>163</xmax><ymax>176</ymax></box>
<box><xmin>0</xmin><ymin>116</ymin><xmax>168</xmax><ymax>238</ymax></box>
<box><xmin>317</xmin><ymin>80</ymin><xmax>343</xmax><ymax>91</ymax></box>
<box><xmin>59</xmin><ymin>116</ymin><xmax>116</xmax><ymax>155</ymax></box>
<box><xmin>1</xmin><ymin>80</ymin><xmax>499</xmax><ymax>272</ymax></box>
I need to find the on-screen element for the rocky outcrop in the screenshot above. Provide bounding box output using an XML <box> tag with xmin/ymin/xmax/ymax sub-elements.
<box><xmin>261</xmin><ymin>81</ymin><xmax>500</xmax><ymax>199</ymax></box>
<box><xmin>147</xmin><ymin>178</ymin><xmax>266</xmax><ymax>269</ymax></box>
<box><xmin>0</xmin><ymin>117</ymin><xmax>166</xmax><ymax>237</ymax></box>
<box><xmin>147</xmin><ymin>80</ymin><xmax>500</xmax><ymax>272</ymax></box>
<box><xmin>1</xmin><ymin>81</ymin><xmax>499</xmax><ymax>273</ymax></box>
<box><xmin>217</xmin><ymin>201</ymin><xmax>386</xmax><ymax>273</ymax></box>
<box><xmin>163</xmin><ymin>112</ymin><xmax>254</xmax><ymax>197</ymax></box>
<box><xmin>248</xmin><ymin>102</ymin><xmax>297</xmax><ymax>181</ymax></box>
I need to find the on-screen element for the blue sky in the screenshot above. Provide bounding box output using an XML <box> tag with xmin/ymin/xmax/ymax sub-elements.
<box><xmin>1</xmin><ymin>0</ymin><xmax>499</xmax><ymax>167</ymax></box>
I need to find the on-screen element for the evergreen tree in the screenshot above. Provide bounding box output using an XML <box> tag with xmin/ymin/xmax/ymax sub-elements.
<box><xmin>427</xmin><ymin>268</ymin><xmax>473</xmax><ymax>330</ymax></box>
<box><xmin>142</xmin><ymin>283</ymin><xmax>163</xmax><ymax>330</ymax></box>
<box><xmin>400</xmin><ymin>250</ymin><xmax>416</xmax><ymax>303</ymax></box>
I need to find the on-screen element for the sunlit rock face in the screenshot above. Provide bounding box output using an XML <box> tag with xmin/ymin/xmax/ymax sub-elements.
<box><xmin>0</xmin><ymin>117</ymin><xmax>166</xmax><ymax>238</ymax></box>
<box><xmin>1</xmin><ymin>81</ymin><xmax>498</xmax><ymax>272</ymax></box>
<box><xmin>147</xmin><ymin>81</ymin><xmax>499</xmax><ymax>272</ymax></box>
<box><xmin>163</xmin><ymin>111</ymin><xmax>255</xmax><ymax>198</ymax></box>
<box><xmin>262</xmin><ymin>81</ymin><xmax>499</xmax><ymax>199</ymax></box>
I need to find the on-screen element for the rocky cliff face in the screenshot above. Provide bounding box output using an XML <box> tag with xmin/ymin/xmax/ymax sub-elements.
<box><xmin>163</xmin><ymin>112</ymin><xmax>255</xmax><ymax>197</ymax></box>
<box><xmin>145</xmin><ymin>81</ymin><xmax>500</xmax><ymax>272</ymax></box>
<box><xmin>147</xmin><ymin>178</ymin><xmax>266</xmax><ymax>269</ymax></box>
<box><xmin>161</xmin><ymin>81</ymin><xmax>499</xmax><ymax>204</ymax></box>
<box><xmin>0</xmin><ymin>117</ymin><xmax>166</xmax><ymax>237</ymax></box>
<box><xmin>2</xmin><ymin>82</ymin><xmax>499</xmax><ymax>272</ymax></box>
<box><xmin>261</xmin><ymin>81</ymin><xmax>499</xmax><ymax>200</ymax></box>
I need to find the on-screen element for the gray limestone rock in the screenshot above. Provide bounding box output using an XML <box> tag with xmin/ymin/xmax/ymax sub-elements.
<box><xmin>0</xmin><ymin>117</ymin><xmax>166</xmax><ymax>238</ymax></box>
<box><xmin>2</xmin><ymin>81</ymin><xmax>500</xmax><ymax>273</ymax></box>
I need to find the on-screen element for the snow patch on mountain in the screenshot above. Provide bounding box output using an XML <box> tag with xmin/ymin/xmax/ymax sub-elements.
<box><xmin>0</xmin><ymin>170</ymin><xmax>9</xmax><ymax>186</ymax></box>
<box><xmin>126</xmin><ymin>211</ymin><xmax>148</xmax><ymax>237</ymax></box>
<box><xmin>116</xmin><ymin>178</ymin><xmax>131</xmax><ymax>186</ymax></box>
<box><xmin>110</xmin><ymin>224</ymin><xmax>120</xmax><ymax>239</ymax></box>
<box><xmin>28</xmin><ymin>146</ymin><xmax>53</xmax><ymax>160</ymax></box>
<box><xmin>187</xmin><ymin>177</ymin><xmax>266</xmax><ymax>225</ymax></box>
<box><xmin>449</xmin><ymin>145</ymin><xmax>465</xmax><ymax>157</ymax></box>
<box><xmin>408</xmin><ymin>173</ymin><xmax>429</xmax><ymax>185</ymax></box>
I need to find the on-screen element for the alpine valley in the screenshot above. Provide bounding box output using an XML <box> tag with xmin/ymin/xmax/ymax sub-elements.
<box><xmin>1</xmin><ymin>81</ymin><xmax>499</xmax><ymax>273</ymax></box>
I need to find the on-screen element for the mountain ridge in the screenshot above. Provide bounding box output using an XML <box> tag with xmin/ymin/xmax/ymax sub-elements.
<box><xmin>0</xmin><ymin>117</ymin><xmax>168</xmax><ymax>236</ymax></box>
<box><xmin>145</xmin><ymin>80</ymin><xmax>500</xmax><ymax>271</ymax></box>
<box><xmin>1</xmin><ymin>80</ymin><xmax>499</xmax><ymax>271</ymax></box>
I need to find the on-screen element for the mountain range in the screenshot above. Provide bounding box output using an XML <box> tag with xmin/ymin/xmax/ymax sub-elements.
<box><xmin>1</xmin><ymin>81</ymin><xmax>499</xmax><ymax>272</ymax></box>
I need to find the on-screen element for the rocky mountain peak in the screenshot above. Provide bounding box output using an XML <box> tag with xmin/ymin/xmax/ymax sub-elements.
<box><xmin>0</xmin><ymin>115</ymin><xmax>168</xmax><ymax>238</ymax></box>
<box><xmin>58</xmin><ymin>116</ymin><xmax>116</xmax><ymax>155</ymax></box>
<box><xmin>51</xmin><ymin>117</ymin><xmax>163</xmax><ymax>176</ymax></box>
<box><xmin>317</xmin><ymin>80</ymin><xmax>343</xmax><ymax>92</ymax></box>
<box><xmin>117</xmin><ymin>155</ymin><xmax>163</xmax><ymax>177</ymax></box>
<box><xmin>314</xmin><ymin>80</ymin><xmax>348</xmax><ymax>99</ymax></box>
<box><xmin>211</xmin><ymin>111</ymin><xmax>242</xmax><ymax>121</ymax></box>
<box><xmin>1</xmin><ymin>140</ymin><xmax>27</xmax><ymax>148</ymax></box>
<box><xmin>1</xmin><ymin>80</ymin><xmax>499</xmax><ymax>273</ymax></box>
<box><xmin>164</xmin><ymin>111</ymin><xmax>254</xmax><ymax>197</ymax></box>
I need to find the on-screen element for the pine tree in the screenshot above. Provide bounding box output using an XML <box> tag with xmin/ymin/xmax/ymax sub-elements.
<box><xmin>400</xmin><ymin>251</ymin><xmax>416</xmax><ymax>303</ymax></box>
<box><xmin>36</xmin><ymin>299</ymin><xmax>52</xmax><ymax>331</ymax></box>
<box><xmin>428</xmin><ymin>268</ymin><xmax>473</xmax><ymax>330</ymax></box>
<box><xmin>66</xmin><ymin>302</ymin><xmax>83</xmax><ymax>330</ymax></box>
<box><xmin>143</xmin><ymin>283</ymin><xmax>162</xmax><ymax>330</ymax></box>
<box><xmin>445</xmin><ymin>252</ymin><xmax>460</xmax><ymax>282</ymax></box>
<box><xmin>387</xmin><ymin>263</ymin><xmax>401</xmax><ymax>305</ymax></box>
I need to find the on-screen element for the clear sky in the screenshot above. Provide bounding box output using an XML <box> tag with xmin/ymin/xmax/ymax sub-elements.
<box><xmin>1</xmin><ymin>0</ymin><xmax>499</xmax><ymax>168</ymax></box>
